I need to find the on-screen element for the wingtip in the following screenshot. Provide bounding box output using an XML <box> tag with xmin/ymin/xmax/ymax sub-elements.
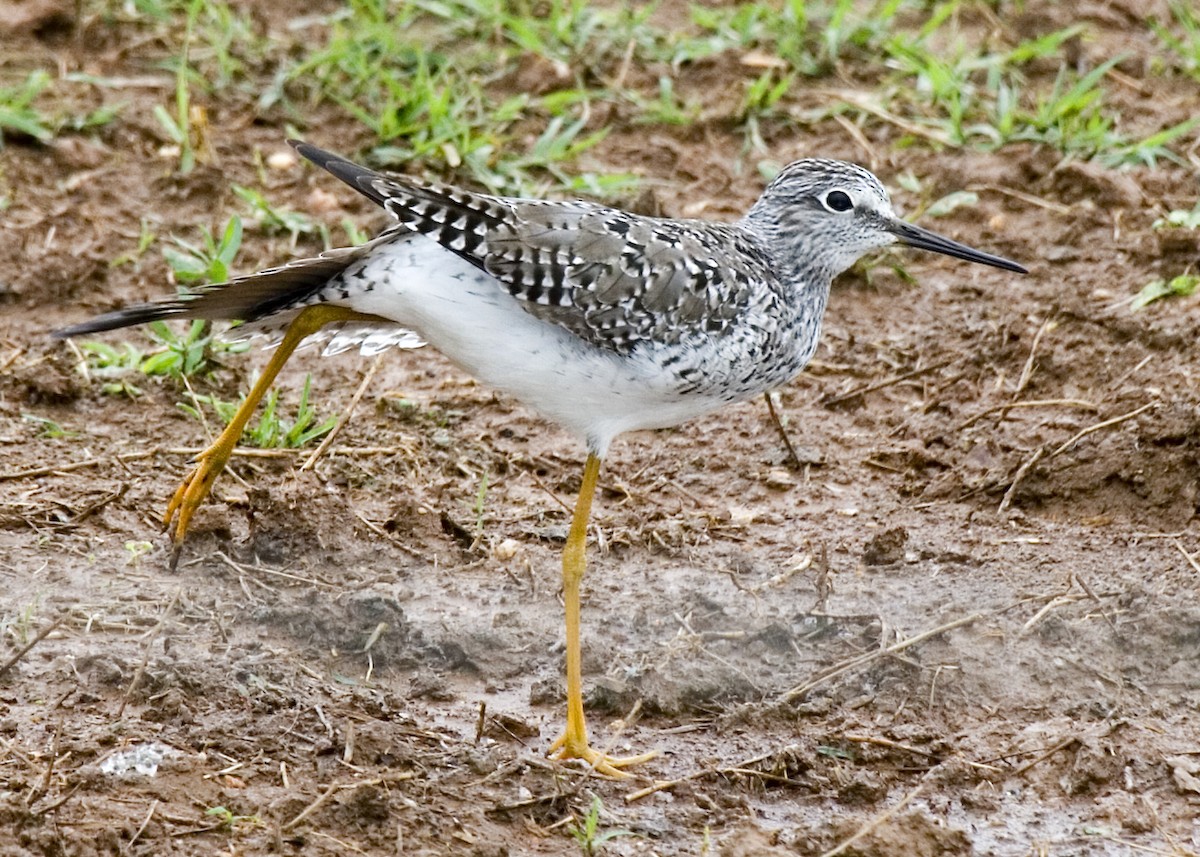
<box><xmin>285</xmin><ymin>139</ymin><xmax>390</xmax><ymax>208</ymax></box>
<box><xmin>289</xmin><ymin>138</ymin><xmax>318</xmax><ymax>159</ymax></box>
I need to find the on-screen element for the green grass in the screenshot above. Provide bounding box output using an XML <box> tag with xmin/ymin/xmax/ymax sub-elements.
<box><xmin>233</xmin><ymin>185</ymin><xmax>316</xmax><ymax>244</ymax></box>
<box><xmin>110</xmin><ymin>218</ymin><xmax>158</xmax><ymax>269</ymax></box>
<box><xmin>82</xmin><ymin>319</ymin><xmax>250</xmax><ymax>393</ymax></box>
<box><xmin>1132</xmin><ymin>274</ymin><xmax>1200</xmax><ymax>310</ymax></box>
<box><xmin>1135</xmin><ymin>201</ymin><xmax>1200</xmax><ymax>309</ymax></box>
<box><xmin>22</xmin><ymin>413</ymin><xmax>79</xmax><ymax>440</ymax></box>
<box><xmin>1155</xmin><ymin>200</ymin><xmax>1200</xmax><ymax>230</ymax></box>
<box><xmin>566</xmin><ymin>796</ymin><xmax>634</xmax><ymax>856</ymax></box>
<box><xmin>179</xmin><ymin>374</ymin><xmax>337</xmax><ymax>449</ymax></box>
<box><xmin>0</xmin><ymin>598</ymin><xmax>42</xmax><ymax>647</ymax></box>
<box><xmin>0</xmin><ymin>71</ymin><xmax>56</xmax><ymax>145</ymax></box>
<box><xmin>1152</xmin><ymin>1</ymin><xmax>1200</xmax><ymax>81</ymax></box>
<box><xmin>204</xmin><ymin>805</ymin><xmax>261</xmax><ymax>830</ymax></box>
<box><xmin>163</xmin><ymin>215</ymin><xmax>243</xmax><ymax>285</ymax></box>
<box><xmin>51</xmin><ymin>0</ymin><xmax>1193</xmax><ymax>197</ymax></box>
<box><xmin>152</xmin><ymin>0</ymin><xmax>203</xmax><ymax>174</ymax></box>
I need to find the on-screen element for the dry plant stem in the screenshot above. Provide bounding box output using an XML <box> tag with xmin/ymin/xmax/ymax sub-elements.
<box><xmin>1019</xmin><ymin>594</ymin><xmax>1081</xmax><ymax>635</ymax></box>
<box><xmin>352</xmin><ymin>512</ymin><xmax>430</xmax><ymax>561</ymax></box>
<box><xmin>0</xmin><ymin>345</ymin><xmax>24</xmax><ymax>373</ymax></box>
<box><xmin>1000</xmin><ymin>401</ymin><xmax>1156</xmax><ymax>511</ymax></box>
<box><xmin>1073</xmin><ymin>572</ymin><xmax>1120</xmax><ymax>636</ymax></box>
<box><xmin>968</xmin><ymin>183</ymin><xmax>1073</xmax><ymax>214</ymax></box>
<box><xmin>1014</xmin><ymin>319</ymin><xmax>1055</xmax><ymax>398</ymax></box>
<box><xmin>216</xmin><ymin>550</ymin><xmax>337</xmax><ymax>588</ymax></box>
<box><xmin>1174</xmin><ymin>540</ymin><xmax>1200</xmax><ymax>575</ymax></box>
<box><xmin>1049</xmin><ymin>402</ymin><xmax>1156</xmax><ymax>457</ymax></box>
<box><xmin>26</xmin><ymin>722</ymin><xmax>62</xmax><ymax>808</ymax></box>
<box><xmin>821</xmin><ymin>88</ymin><xmax>954</xmax><ymax>144</ymax></box>
<box><xmin>117</xmin><ymin>592</ymin><xmax>178</xmax><ymax>719</ymax></box>
<box><xmin>764</xmin><ymin>392</ymin><xmax>804</xmax><ymax>470</ymax></box>
<box><xmin>129</xmin><ymin>800</ymin><xmax>159</xmax><ymax>848</ymax></box>
<box><xmin>842</xmin><ymin>734</ymin><xmax>1002</xmax><ymax>774</ymax></box>
<box><xmin>832</xmin><ymin>113</ymin><xmax>878</xmax><ymax>167</ymax></box>
<box><xmin>956</xmin><ymin>398</ymin><xmax>1097</xmax><ymax>432</ymax></box>
<box><xmin>31</xmin><ymin>784</ymin><xmax>82</xmax><ymax>816</ymax></box>
<box><xmin>0</xmin><ymin>614</ymin><xmax>66</xmax><ymax>678</ymax></box>
<box><xmin>1013</xmin><ymin>735</ymin><xmax>1080</xmax><ymax>776</ymax></box>
<box><xmin>625</xmin><ymin>745</ymin><xmax>801</xmax><ymax>802</ymax></box>
<box><xmin>0</xmin><ymin>450</ymin><xmax>156</xmax><ymax>482</ymax></box>
<box><xmin>0</xmin><ymin>445</ymin><xmax>421</xmax><ymax>483</ymax></box>
<box><xmin>817</xmin><ymin>775</ymin><xmax>930</xmax><ymax>857</ymax></box>
<box><xmin>780</xmin><ymin>613</ymin><xmax>982</xmax><ymax>704</ymax></box>
<box><xmin>282</xmin><ymin>779</ymin><xmax>383</xmax><ymax>831</ymax></box>
<box><xmin>999</xmin><ymin>446</ymin><xmax>1044</xmax><ymax>513</ymax></box>
<box><xmin>282</xmin><ymin>782</ymin><xmax>339</xmax><ymax>831</ymax></box>
<box><xmin>300</xmin><ymin>353</ymin><xmax>384</xmax><ymax>471</ymax></box>
<box><xmin>822</xmin><ymin>357</ymin><xmax>956</xmax><ymax>407</ymax></box>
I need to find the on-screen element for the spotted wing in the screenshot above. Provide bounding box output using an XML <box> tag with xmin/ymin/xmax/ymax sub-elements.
<box><xmin>483</xmin><ymin>206</ymin><xmax>776</xmax><ymax>350</ymax></box>
<box><xmin>294</xmin><ymin>142</ymin><xmax>776</xmax><ymax>353</ymax></box>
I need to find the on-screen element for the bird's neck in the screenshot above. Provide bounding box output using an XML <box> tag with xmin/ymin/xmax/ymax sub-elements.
<box><xmin>738</xmin><ymin>212</ymin><xmax>837</xmax><ymax>305</ymax></box>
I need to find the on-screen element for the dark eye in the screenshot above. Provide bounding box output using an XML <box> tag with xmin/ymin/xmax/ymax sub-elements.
<box><xmin>824</xmin><ymin>190</ymin><xmax>853</xmax><ymax>212</ymax></box>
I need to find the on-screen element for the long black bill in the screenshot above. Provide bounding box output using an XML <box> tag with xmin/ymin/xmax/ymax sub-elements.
<box><xmin>887</xmin><ymin>219</ymin><xmax>1027</xmax><ymax>274</ymax></box>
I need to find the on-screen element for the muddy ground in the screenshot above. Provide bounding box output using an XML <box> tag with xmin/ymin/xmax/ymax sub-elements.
<box><xmin>3</xmin><ymin>1</ymin><xmax>1200</xmax><ymax>855</ymax></box>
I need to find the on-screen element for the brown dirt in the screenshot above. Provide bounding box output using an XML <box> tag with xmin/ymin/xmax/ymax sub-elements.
<box><xmin>3</xmin><ymin>2</ymin><xmax>1200</xmax><ymax>855</ymax></box>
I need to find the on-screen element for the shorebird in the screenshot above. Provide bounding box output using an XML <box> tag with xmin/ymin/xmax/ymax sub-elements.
<box><xmin>55</xmin><ymin>141</ymin><xmax>1025</xmax><ymax>775</ymax></box>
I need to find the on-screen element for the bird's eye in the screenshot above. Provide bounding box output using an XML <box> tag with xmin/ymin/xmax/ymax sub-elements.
<box><xmin>824</xmin><ymin>190</ymin><xmax>854</xmax><ymax>212</ymax></box>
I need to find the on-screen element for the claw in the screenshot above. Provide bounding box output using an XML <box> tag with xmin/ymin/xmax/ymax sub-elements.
<box><xmin>150</xmin><ymin>304</ymin><xmax>380</xmax><ymax>569</ymax></box>
<box><xmin>548</xmin><ymin>733</ymin><xmax>658</xmax><ymax>779</ymax></box>
<box><xmin>163</xmin><ymin>448</ymin><xmax>231</xmax><ymax>570</ymax></box>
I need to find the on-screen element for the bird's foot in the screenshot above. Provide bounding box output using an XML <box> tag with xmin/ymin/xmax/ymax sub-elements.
<box><xmin>547</xmin><ymin>733</ymin><xmax>658</xmax><ymax>779</ymax></box>
<box><xmin>163</xmin><ymin>445</ymin><xmax>231</xmax><ymax>569</ymax></box>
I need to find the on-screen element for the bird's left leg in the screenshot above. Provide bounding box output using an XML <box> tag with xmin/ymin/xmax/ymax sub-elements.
<box><xmin>164</xmin><ymin>304</ymin><xmax>381</xmax><ymax>568</ymax></box>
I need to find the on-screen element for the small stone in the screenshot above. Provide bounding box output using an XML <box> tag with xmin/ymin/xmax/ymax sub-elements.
<box><xmin>266</xmin><ymin>149</ymin><xmax>298</xmax><ymax>171</ymax></box>
<box><xmin>492</xmin><ymin>538</ymin><xmax>520</xmax><ymax>561</ymax></box>
<box><xmin>764</xmin><ymin>469</ymin><xmax>794</xmax><ymax>490</ymax></box>
<box><xmin>306</xmin><ymin>188</ymin><xmax>340</xmax><ymax>213</ymax></box>
<box><xmin>728</xmin><ymin>505</ymin><xmax>757</xmax><ymax>525</ymax></box>
<box><xmin>863</xmin><ymin>526</ymin><xmax>909</xmax><ymax>566</ymax></box>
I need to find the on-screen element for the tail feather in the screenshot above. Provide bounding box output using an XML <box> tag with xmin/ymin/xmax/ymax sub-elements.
<box><xmin>54</xmin><ymin>142</ymin><xmax>414</xmax><ymax>340</ymax></box>
<box><xmin>53</xmin><ymin>235</ymin><xmax>392</xmax><ymax>339</ymax></box>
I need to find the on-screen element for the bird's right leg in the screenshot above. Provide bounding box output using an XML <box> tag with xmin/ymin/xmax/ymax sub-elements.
<box><xmin>548</xmin><ymin>453</ymin><xmax>658</xmax><ymax>777</ymax></box>
<box><xmin>164</xmin><ymin>304</ymin><xmax>378</xmax><ymax>568</ymax></box>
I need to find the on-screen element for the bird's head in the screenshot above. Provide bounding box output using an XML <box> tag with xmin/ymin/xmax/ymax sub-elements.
<box><xmin>742</xmin><ymin>159</ymin><xmax>1026</xmax><ymax>279</ymax></box>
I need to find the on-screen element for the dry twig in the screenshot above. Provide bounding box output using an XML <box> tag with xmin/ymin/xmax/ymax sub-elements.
<box><xmin>282</xmin><ymin>778</ymin><xmax>384</xmax><ymax>831</ymax></box>
<box><xmin>817</xmin><ymin>774</ymin><xmax>931</xmax><ymax>857</ymax></box>
<box><xmin>0</xmin><ymin>614</ymin><xmax>66</xmax><ymax>678</ymax></box>
<box><xmin>780</xmin><ymin>613</ymin><xmax>982</xmax><ymax>704</ymax></box>
<box><xmin>301</xmin><ymin>354</ymin><xmax>383</xmax><ymax>471</ymax></box>
<box><xmin>822</xmin><ymin>358</ymin><xmax>956</xmax><ymax>407</ymax></box>
<box><xmin>1049</xmin><ymin>402</ymin><xmax>1156</xmax><ymax>458</ymax></box>
<box><xmin>117</xmin><ymin>593</ymin><xmax>179</xmax><ymax>718</ymax></box>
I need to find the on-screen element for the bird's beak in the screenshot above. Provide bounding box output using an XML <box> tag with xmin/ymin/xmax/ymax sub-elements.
<box><xmin>886</xmin><ymin>218</ymin><xmax>1027</xmax><ymax>274</ymax></box>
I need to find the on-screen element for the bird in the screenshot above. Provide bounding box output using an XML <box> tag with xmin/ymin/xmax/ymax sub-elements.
<box><xmin>54</xmin><ymin>141</ymin><xmax>1027</xmax><ymax>776</ymax></box>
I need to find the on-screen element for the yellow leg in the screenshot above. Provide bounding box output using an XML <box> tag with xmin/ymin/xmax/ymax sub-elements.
<box><xmin>547</xmin><ymin>453</ymin><xmax>658</xmax><ymax>777</ymax></box>
<box><xmin>164</xmin><ymin>305</ymin><xmax>379</xmax><ymax>568</ymax></box>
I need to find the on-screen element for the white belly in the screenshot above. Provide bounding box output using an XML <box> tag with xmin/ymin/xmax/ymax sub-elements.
<box><xmin>335</xmin><ymin>235</ymin><xmax>728</xmax><ymax>455</ymax></box>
